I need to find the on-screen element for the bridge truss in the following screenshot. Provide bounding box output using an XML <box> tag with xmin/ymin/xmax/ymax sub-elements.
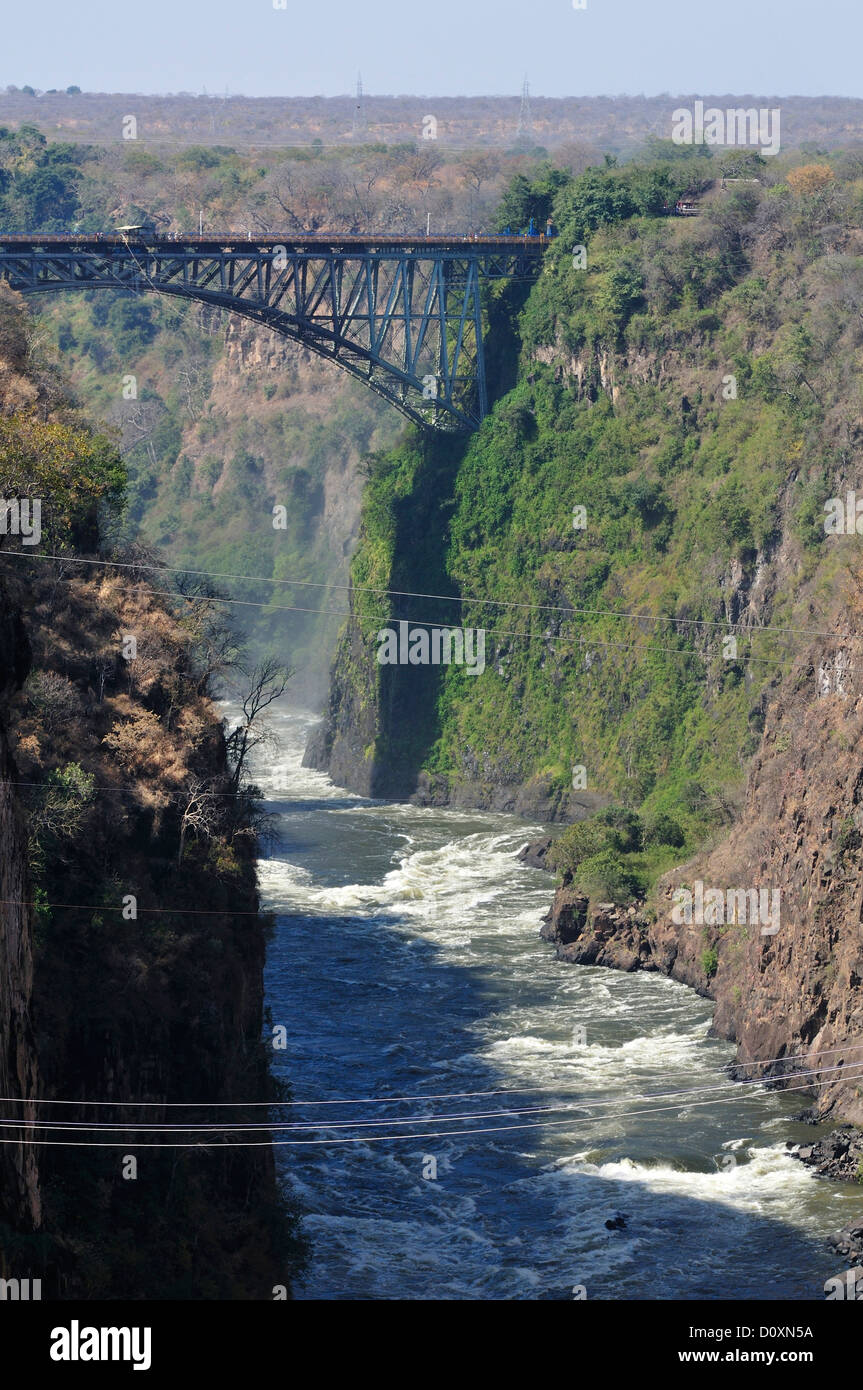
<box><xmin>0</xmin><ymin>236</ymin><xmax>545</xmax><ymax>430</ymax></box>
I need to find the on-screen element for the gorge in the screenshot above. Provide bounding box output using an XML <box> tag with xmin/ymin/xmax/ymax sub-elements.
<box><xmin>3</xmin><ymin>119</ymin><xmax>863</xmax><ymax>1301</ymax></box>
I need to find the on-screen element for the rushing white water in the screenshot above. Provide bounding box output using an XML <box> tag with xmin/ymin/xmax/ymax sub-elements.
<box><xmin>253</xmin><ymin>705</ymin><xmax>860</xmax><ymax>1301</ymax></box>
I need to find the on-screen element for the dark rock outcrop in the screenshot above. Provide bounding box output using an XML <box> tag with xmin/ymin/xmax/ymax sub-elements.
<box><xmin>793</xmin><ymin>1127</ymin><xmax>863</xmax><ymax>1183</ymax></box>
<box><xmin>790</xmin><ymin>1130</ymin><xmax>863</xmax><ymax>1254</ymax></box>
<box><xmin>0</xmin><ymin>578</ymin><xmax>41</xmax><ymax>1244</ymax></box>
<box><xmin>540</xmin><ymin>890</ymin><xmax>655</xmax><ymax>974</ymax></box>
<box><xmin>517</xmin><ymin>837</ymin><xmax>555</xmax><ymax>870</ymax></box>
<box><xmin>828</xmin><ymin>1227</ymin><xmax>863</xmax><ymax>1264</ymax></box>
<box><xmin>410</xmin><ymin>771</ymin><xmax>607</xmax><ymax>821</ymax></box>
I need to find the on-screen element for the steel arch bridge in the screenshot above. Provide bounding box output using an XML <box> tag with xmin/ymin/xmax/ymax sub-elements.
<box><xmin>0</xmin><ymin>234</ymin><xmax>546</xmax><ymax>431</ymax></box>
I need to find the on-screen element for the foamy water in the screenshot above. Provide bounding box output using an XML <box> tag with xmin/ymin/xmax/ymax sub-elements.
<box><xmin>249</xmin><ymin>704</ymin><xmax>860</xmax><ymax>1300</ymax></box>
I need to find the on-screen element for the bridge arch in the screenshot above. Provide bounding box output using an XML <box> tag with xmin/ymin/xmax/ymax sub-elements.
<box><xmin>0</xmin><ymin>236</ymin><xmax>544</xmax><ymax>431</ymax></box>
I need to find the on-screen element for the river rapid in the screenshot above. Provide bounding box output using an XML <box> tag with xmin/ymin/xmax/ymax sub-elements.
<box><xmin>254</xmin><ymin>706</ymin><xmax>860</xmax><ymax>1301</ymax></box>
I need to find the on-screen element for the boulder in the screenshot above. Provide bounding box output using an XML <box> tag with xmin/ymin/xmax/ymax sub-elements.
<box><xmin>517</xmin><ymin>837</ymin><xmax>555</xmax><ymax>871</ymax></box>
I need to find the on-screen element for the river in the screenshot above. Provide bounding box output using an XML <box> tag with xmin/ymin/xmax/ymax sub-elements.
<box><xmin>254</xmin><ymin>705</ymin><xmax>860</xmax><ymax>1301</ymax></box>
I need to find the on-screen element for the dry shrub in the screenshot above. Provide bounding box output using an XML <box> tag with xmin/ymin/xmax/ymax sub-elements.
<box><xmin>24</xmin><ymin>669</ymin><xmax>83</xmax><ymax>733</ymax></box>
<box><xmin>15</xmin><ymin>732</ymin><xmax>42</xmax><ymax>766</ymax></box>
<box><xmin>102</xmin><ymin>708</ymin><xmax>163</xmax><ymax>772</ymax></box>
<box><xmin>787</xmin><ymin>163</ymin><xmax>834</xmax><ymax>197</ymax></box>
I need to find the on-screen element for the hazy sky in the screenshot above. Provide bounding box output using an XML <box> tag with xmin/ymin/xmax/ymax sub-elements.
<box><xmin>3</xmin><ymin>0</ymin><xmax>860</xmax><ymax>100</ymax></box>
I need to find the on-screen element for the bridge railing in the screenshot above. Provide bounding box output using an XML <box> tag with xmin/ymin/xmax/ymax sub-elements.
<box><xmin>0</xmin><ymin>233</ymin><xmax>551</xmax><ymax>249</ymax></box>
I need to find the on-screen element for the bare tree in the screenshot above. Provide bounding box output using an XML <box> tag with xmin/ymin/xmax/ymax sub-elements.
<box><xmin>178</xmin><ymin>360</ymin><xmax>208</xmax><ymax>421</ymax></box>
<box><xmin>347</xmin><ymin>165</ymin><xmax>384</xmax><ymax>228</ymax></box>
<box><xmin>171</xmin><ymin>578</ymin><xmax>244</xmax><ymax>695</ymax></box>
<box><xmin>225</xmin><ymin>657</ymin><xmax>291</xmax><ymax>790</ymax></box>
<box><xmin>115</xmin><ymin>397</ymin><xmax>168</xmax><ymax>453</ymax></box>
<box><xmin>177</xmin><ymin>777</ymin><xmax>220</xmax><ymax>865</ymax></box>
<box><xmin>266</xmin><ymin>164</ymin><xmax>318</xmax><ymax>232</ymax></box>
<box><xmin>398</xmin><ymin>144</ymin><xmax>444</xmax><ymax>192</ymax></box>
<box><xmin>460</xmin><ymin>151</ymin><xmax>500</xmax><ymax>197</ymax></box>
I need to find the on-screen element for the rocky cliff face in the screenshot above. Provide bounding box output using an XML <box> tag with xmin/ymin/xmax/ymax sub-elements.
<box><xmin>540</xmin><ymin>607</ymin><xmax>863</xmax><ymax>1125</ymax></box>
<box><xmin>654</xmin><ymin>609</ymin><xmax>863</xmax><ymax>1125</ymax></box>
<box><xmin>0</xmin><ymin>286</ymin><xmax>301</xmax><ymax>1297</ymax></box>
<box><xmin>303</xmin><ymin>599</ymin><xmax>381</xmax><ymax>793</ymax></box>
<box><xmin>0</xmin><ymin>580</ymin><xmax>41</xmax><ymax>1250</ymax></box>
<box><xmin>0</xmin><ymin>556</ymin><xmax>297</xmax><ymax>1297</ymax></box>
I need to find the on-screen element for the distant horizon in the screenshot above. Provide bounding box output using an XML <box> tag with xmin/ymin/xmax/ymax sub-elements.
<box><xmin>4</xmin><ymin>0</ymin><xmax>861</xmax><ymax>103</ymax></box>
<box><xmin>3</xmin><ymin>88</ymin><xmax>863</xmax><ymax>102</ymax></box>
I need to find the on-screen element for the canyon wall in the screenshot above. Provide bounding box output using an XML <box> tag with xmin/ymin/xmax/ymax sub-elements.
<box><xmin>0</xmin><ymin>286</ymin><xmax>303</xmax><ymax>1296</ymax></box>
<box><xmin>0</xmin><ymin>580</ymin><xmax>41</xmax><ymax>1253</ymax></box>
<box><xmin>308</xmin><ymin>168</ymin><xmax>863</xmax><ymax>1125</ymax></box>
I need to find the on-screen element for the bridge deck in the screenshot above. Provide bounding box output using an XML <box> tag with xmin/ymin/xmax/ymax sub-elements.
<box><xmin>0</xmin><ymin>233</ymin><xmax>550</xmax><ymax>253</ymax></box>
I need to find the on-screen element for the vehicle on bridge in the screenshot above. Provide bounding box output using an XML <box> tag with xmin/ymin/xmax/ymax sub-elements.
<box><xmin>113</xmin><ymin>223</ymin><xmax>158</xmax><ymax>241</ymax></box>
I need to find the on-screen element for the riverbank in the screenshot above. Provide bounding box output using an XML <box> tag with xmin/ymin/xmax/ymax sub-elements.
<box><xmin>523</xmin><ymin>837</ymin><xmax>863</xmax><ymax>1281</ymax></box>
<box><xmin>303</xmin><ymin>713</ymin><xmax>607</xmax><ymax>822</ymax></box>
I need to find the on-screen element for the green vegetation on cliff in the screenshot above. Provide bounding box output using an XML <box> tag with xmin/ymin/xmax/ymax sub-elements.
<box><xmin>322</xmin><ymin>147</ymin><xmax>863</xmax><ymax>897</ymax></box>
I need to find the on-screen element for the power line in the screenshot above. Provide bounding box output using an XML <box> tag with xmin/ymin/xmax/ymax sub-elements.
<box><xmin>2</xmin><ymin>1071</ymin><xmax>859</xmax><ymax>1149</ymax></box>
<box><xmin>96</xmin><ymin>587</ymin><xmax>801</xmax><ymax>669</ymax></box>
<box><xmin>0</xmin><ymin>566</ymin><xmax>794</xmax><ymax>669</ymax></box>
<box><xmin>0</xmin><ymin>897</ymin><xmax>269</xmax><ymax>919</ymax></box>
<box><xmin>2</xmin><ymin>780</ymin><xmax>267</xmax><ymax>798</ymax></box>
<box><xmin>1</xmin><ymin>1059</ymin><xmax>859</xmax><ymax>1133</ymax></box>
<box><xmin>1</xmin><ymin>1041</ymin><xmax>860</xmax><ymax>1109</ymax></box>
<box><xmin>3</xmin><ymin>547</ymin><xmax>848</xmax><ymax>642</ymax></box>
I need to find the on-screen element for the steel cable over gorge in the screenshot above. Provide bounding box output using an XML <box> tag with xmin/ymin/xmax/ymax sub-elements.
<box><xmin>0</xmin><ymin>233</ymin><xmax>547</xmax><ymax>430</ymax></box>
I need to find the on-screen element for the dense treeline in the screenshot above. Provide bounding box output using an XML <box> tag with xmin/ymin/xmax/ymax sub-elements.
<box><xmin>0</xmin><ymin>125</ymin><xmax>89</xmax><ymax>231</ymax></box>
<box><xmin>3</xmin><ymin>87</ymin><xmax>863</xmax><ymax>157</ymax></box>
